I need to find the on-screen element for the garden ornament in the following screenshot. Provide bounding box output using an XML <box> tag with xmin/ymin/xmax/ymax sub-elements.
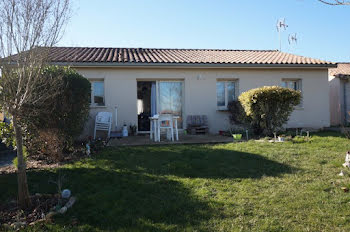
<box><xmin>342</xmin><ymin>151</ymin><xmax>350</xmax><ymax>168</ymax></box>
<box><xmin>62</xmin><ymin>189</ymin><xmax>71</xmax><ymax>199</ymax></box>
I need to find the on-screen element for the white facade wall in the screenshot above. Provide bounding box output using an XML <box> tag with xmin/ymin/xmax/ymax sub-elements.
<box><xmin>329</xmin><ymin>75</ymin><xmax>343</xmax><ymax>126</ymax></box>
<box><xmin>76</xmin><ymin>67</ymin><xmax>330</xmax><ymax>136</ymax></box>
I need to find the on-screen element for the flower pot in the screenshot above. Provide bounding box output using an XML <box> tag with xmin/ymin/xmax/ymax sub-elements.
<box><xmin>232</xmin><ymin>134</ymin><xmax>242</xmax><ymax>140</ymax></box>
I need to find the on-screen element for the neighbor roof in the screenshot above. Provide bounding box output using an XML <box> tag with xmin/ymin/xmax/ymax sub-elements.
<box><xmin>329</xmin><ymin>63</ymin><xmax>350</xmax><ymax>77</ymax></box>
<box><xmin>9</xmin><ymin>47</ymin><xmax>336</xmax><ymax>67</ymax></box>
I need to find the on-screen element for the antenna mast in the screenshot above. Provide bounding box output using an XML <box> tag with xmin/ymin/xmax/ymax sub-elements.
<box><xmin>288</xmin><ymin>33</ymin><xmax>298</xmax><ymax>45</ymax></box>
<box><xmin>276</xmin><ymin>18</ymin><xmax>288</xmax><ymax>51</ymax></box>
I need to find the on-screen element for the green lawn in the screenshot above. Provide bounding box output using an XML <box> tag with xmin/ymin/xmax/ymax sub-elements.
<box><xmin>1</xmin><ymin>132</ymin><xmax>350</xmax><ymax>231</ymax></box>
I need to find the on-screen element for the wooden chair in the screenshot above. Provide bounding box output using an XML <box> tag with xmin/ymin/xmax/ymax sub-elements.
<box><xmin>186</xmin><ymin>115</ymin><xmax>209</xmax><ymax>135</ymax></box>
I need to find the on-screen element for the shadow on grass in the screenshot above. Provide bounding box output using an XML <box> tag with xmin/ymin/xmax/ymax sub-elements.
<box><xmin>0</xmin><ymin>145</ymin><xmax>296</xmax><ymax>231</ymax></box>
<box><xmin>97</xmin><ymin>145</ymin><xmax>296</xmax><ymax>179</ymax></box>
<box><xmin>311</xmin><ymin>131</ymin><xmax>345</xmax><ymax>138</ymax></box>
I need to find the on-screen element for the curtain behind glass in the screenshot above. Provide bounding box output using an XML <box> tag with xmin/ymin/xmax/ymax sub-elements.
<box><xmin>151</xmin><ymin>82</ymin><xmax>157</xmax><ymax>116</ymax></box>
<box><xmin>158</xmin><ymin>82</ymin><xmax>183</xmax><ymax>128</ymax></box>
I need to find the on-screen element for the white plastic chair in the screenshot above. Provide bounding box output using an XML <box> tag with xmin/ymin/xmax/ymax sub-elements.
<box><xmin>94</xmin><ymin>112</ymin><xmax>112</xmax><ymax>139</ymax></box>
<box><xmin>157</xmin><ymin>114</ymin><xmax>174</xmax><ymax>142</ymax></box>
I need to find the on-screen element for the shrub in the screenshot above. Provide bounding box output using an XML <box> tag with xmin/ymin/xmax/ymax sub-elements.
<box><xmin>40</xmin><ymin>66</ymin><xmax>91</xmax><ymax>141</ymax></box>
<box><xmin>0</xmin><ymin>121</ymin><xmax>15</xmax><ymax>148</ymax></box>
<box><xmin>227</xmin><ymin>100</ymin><xmax>248</xmax><ymax>126</ymax></box>
<box><xmin>8</xmin><ymin>66</ymin><xmax>91</xmax><ymax>160</ymax></box>
<box><xmin>238</xmin><ymin>86</ymin><xmax>301</xmax><ymax>135</ymax></box>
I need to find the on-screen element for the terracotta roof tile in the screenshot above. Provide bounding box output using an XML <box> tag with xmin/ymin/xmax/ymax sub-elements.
<box><xmin>8</xmin><ymin>47</ymin><xmax>335</xmax><ymax>67</ymax></box>
<box><xmin>329</xmin><ymin>63</ymin><xmax>350</xmax><ymax>76</ymax></box>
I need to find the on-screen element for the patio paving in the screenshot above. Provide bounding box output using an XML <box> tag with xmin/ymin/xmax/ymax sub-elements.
<box><xmin>108</xmin><ymin>134</ymin><xmax>234</xmax><ymax>146</ymax></box>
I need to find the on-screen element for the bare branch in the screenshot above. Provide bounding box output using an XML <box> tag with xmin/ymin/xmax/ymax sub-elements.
<box><xmin>318</xmin><ymin>0</ymin><xmax>350</xmax><ymax>5</ymax></box>
<box><xmin>0</xmin><ymin>0</ymin><xmax>71</xmax><ymax>209</ymax></box>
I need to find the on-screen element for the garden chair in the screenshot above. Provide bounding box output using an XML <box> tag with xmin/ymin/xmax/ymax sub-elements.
<box><xmin>157</xmin><ymin>114</ymin><xmax>174</xmax><ymax>142</ymax></box>
<box><xmin>94</xmin><ymin>112</ymin><xmax>112</xmax><ymax>139</ymax></box>
<box><xmin>187</xmin><ymin>115</ymin><xmax>209</xmax><ymax>134</ymax></box>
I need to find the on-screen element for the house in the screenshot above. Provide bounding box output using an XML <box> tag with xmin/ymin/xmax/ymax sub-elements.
<box><xmin>329</xmin><ymin>63</ymin><xmax>350</xmax><ymax>126</ymax></box>
<box><xmin>47</xmin><ymin>47</ymin><xmax>335</xmax><ymax>135</ymax></box>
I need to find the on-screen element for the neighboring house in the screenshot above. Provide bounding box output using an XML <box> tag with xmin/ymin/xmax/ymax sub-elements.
<box><xmin>47</xmin><ymin>47</ymin><xmax>335</xmax><ymax>135</ymax></box>
<box><xmin>329</xmin><ymin>63</ymin><xmax>350</xmax><ymax>126</ymax></box>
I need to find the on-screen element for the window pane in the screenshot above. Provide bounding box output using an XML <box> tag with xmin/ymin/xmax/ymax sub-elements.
<box><xmin>287</xmin><ymin>81</ymin><xmax>297</xmax><ymax>90</ymax></box>
<box><xmin>227</xmin><ymin>82</ymin><xmax>235</xmax><ymax>103</ymax></box>
<box><xmin>282</xmin><ymin>82</ymin><xmax>287</xmax><ymax>88</ymax></box>
<box><xmin>93</xmin><ymin>82</ymin><xmax>104</xmax><ymax>106</ymax></box>
<box><xmin>158</xmin><ymin>82</ymin><xmax>183</xmax><ymax>128</ymax></box>
<box><xmin>216</xmin><ymin>82</ymin><xmax>225</xmax><ymax>106</ymax></box>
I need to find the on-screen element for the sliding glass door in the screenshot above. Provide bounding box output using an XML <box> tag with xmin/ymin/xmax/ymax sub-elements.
<box><xmin>137</xmin><ymin>80</ymin><xmax>184</xmax><ymax>131</ymax></box>
<box><xmin>157</xmin><ymin>81</ymin><xmax>183</xmax><ymax>128</ymax></box>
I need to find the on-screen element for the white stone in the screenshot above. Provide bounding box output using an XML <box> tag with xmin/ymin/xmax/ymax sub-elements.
<box><xmin>65</xmin><ymin>196</ymin><xmax>76</xmax><ymax>209</ymax></box>
<box><xmin>58</xmin><ymin>206</ymin><xmax>67</xmax><ymax>214</ymax></box>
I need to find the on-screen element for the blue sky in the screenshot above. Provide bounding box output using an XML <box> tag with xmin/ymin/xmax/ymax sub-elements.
<box><xmin>59</xmin><ymin>0</ymin><xmax>350</xmax><ymax>62</ymax></box>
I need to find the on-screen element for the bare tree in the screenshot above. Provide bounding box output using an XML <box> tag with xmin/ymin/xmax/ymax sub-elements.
<box><xmin>0</xmin><ymin>0</ymin><xmax>71</xmax><ymax>209</ymax></box>
<box><xmin>318</xmin><ymin>0</ymin><xmax>350</xmax><ymax>5</ymax></box>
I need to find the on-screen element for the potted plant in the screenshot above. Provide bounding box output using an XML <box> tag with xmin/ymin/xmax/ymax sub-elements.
<box><xmin>129</xmin><ymin>124</ymin><xmax>137</xmax><ymax>136</ymax></box>
<box><xmin>232</xmin><ymin>133</ymin><xmax>242</xmax><ymax>141</ymax></box>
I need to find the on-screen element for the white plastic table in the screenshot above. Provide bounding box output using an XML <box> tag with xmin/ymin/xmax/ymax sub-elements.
<box><xmin>149</xmin><ymin>115</ymin><xmax>179</xmax><ymax>142</ymax></box>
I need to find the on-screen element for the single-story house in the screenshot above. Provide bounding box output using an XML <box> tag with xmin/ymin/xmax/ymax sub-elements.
<box><xmin>329</xmin><ymin>63</ymin><xmax>350</xmax><ymax>126</ymax></box>
<box><xmin>47</xmin><ymin>47</ymin><xmax>335</xmax><ymax>135</ymax></box>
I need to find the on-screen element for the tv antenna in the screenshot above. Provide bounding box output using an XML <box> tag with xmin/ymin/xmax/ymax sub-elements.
<box><xmin>276</xmin><ymin>18</ymin><xmax>288</xmax><ymax>51</ymax></box>
<box><xmin>288</xmin><ymin>33</ymin><xmax>298</xmax><ymax>45</ymax></box>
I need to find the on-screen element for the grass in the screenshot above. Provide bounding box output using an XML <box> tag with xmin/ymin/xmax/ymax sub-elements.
<box><xmin>1</xmin><ymin>132</ymin><xmax>350</xmax><ymax>231</ymax></box>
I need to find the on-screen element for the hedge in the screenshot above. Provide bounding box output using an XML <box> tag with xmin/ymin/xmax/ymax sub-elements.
<box><xmin>238</xmin><ymin>86</ymin><xmax>301</xmax><ymax>135</ymax></box>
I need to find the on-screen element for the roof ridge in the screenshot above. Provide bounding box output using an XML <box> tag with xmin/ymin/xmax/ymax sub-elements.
<box><xmin>50</xmin><ymin>46</ymin><xmax>278</xmax><ymax>52</ymax></box>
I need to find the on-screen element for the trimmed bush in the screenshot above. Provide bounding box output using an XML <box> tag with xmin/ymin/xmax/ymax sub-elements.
<box><xmin>227</xmin><ymin>100</ymin><xmax>247</xmax><ymax>126</ymax></box>
<box><xmin>1</xmin><ymin>66</ymin><xmax>91</xmax><ymax>160</ymax></box>
<box><xmin>40</xmin><ymin>66</ymin><xmax>91</xmax><ymax>140</ymax></box>
<box><xmin>238</xmin><ymin>86</ymin><xmax>301</xmax><ymax>135</ymax></box>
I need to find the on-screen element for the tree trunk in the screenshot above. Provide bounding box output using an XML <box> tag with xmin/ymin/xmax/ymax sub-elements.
<box><xmin>13</xmin><ymin>117</ymin><xmax>32</xmax><ymax>209</ymax></box>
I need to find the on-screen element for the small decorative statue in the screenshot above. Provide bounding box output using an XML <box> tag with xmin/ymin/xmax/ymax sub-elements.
<box><xmin>86</xmin><ymin>143</ymin><xmax>91</xmax><ymax>156</ymax></box>
<box><xmin>342</xmin><ymin>151</ymin><xmax>350</xmax><ymax>168</ymax></box>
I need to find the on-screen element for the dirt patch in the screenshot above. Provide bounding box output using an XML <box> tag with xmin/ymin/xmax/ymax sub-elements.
<box><xmin>0</xmin><ymin>194</ymin><xmax>60</xmax><ymax>226</ymax></box>
<box><xmin>0</xmin><ymin>148</ymin><xmax>89</xmax><ymax>174</ymax></box>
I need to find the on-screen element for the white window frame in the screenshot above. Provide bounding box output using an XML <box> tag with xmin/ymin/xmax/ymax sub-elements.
<box><xmin>281</xmin><ymin>78</ymin><xmax>303</xmax><ymax>107</ymax></box>
<box><xmin>90</xmin><ymin>80</ymin><xmax>105</xmax><ymax>107</ymax></box>
<box><xmin>216</xmin><ymin>80</ymin><xmax>238</xmax><ymax>110</ymax></box>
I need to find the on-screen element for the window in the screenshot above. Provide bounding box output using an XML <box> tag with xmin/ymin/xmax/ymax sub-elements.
<box><xmin>282</xmin><ymin>79</ymin><xmax>302</xmax><ymax>106</ymax></box>
<box><xmin>282</xmin><ymin>79</ymin><xmax>301</xmax><ymax>91</ymax></box>
<box><xmin>91</xmin><ymin>81</ymin><xmax>105</xmax><ymax>106</ymax></box>
<box><xmin>158</xmin><ymin>81</ymin><xmax>183</xmax><ymax>128</ymax></box>
<box><xmin>216</xmin><ymin>80</ymin><xmax>237</xmax><ymax>110</ymax></box>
